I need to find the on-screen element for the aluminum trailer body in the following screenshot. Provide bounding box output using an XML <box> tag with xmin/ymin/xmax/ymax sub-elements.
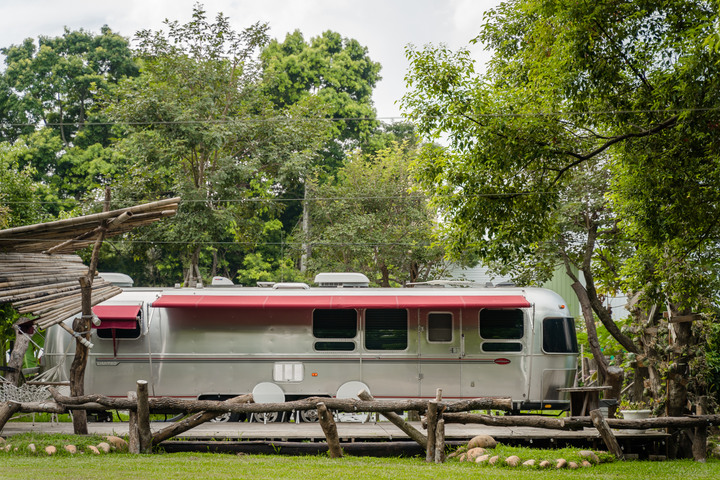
<box><xmin>42</xmin><ymin>283</ymin><xmax>578</xmax><ymax>416</ymax></box>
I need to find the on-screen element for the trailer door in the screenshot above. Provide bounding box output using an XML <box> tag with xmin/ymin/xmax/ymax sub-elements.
<box><xmin>418</xmin><ymin>308</ymin><xmax>462</xmax><ymax>399</ymax></box>
<box><xmin>461</xmin><ymin>308</ymin><xmax>529</xmax><ymax>401</ymax></box>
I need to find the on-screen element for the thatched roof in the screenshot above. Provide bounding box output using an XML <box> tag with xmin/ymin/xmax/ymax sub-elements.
<box><xmin>0</xmin><ymin>197</ymin><xmax>180</xmax><ymax>329</ymax></box>
<box><xmin>0</xmin><ymin>197</ymin><xmax>180</xmax><ymax>254</ymax></box>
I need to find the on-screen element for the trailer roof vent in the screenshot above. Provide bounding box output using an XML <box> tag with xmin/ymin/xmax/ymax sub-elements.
<box><xmin>210</xmin><ymin>276</ymin><xmax>236</xmax><ymax>287</ymax></box>
<box><xmin>272</xmin><ymin>282</ymin><xmax>310</xmax><ymax>290</ymax></box>
<box><xmin>314</xmin><ymin>272</ymin><xmax>370</xmax><ymax>288</ymax></box>
<box><xmin>99</xmin><ymin>272</ymin><xmax>134</xmax><ymax>288</ymax></box>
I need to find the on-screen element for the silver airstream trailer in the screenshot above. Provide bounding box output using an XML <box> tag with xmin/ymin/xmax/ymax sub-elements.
<box><xmin>42</xmin><ymin>273</ymin><xmax>578</xmax><ymax>420</ymax></box>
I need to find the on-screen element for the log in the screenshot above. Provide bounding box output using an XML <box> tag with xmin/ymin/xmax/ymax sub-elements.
<box><xmin>693</xmin><ymin>396</ymin><xmax>708</xmax><ymax>463</ymax></box>
<box><xmin>128</xmin><ymin>391</ymin><xmax>140</xmax><ymax>454</ymax></box>
<box><xmin>442</xmin><ymin>397</ymin><xmax>512</xmax><ymax>412</ymax></box>
<box><xmin>434</xmin><ymin>418</ymin><xmax>445</xmax><ymax>463</ymax></box>
<box><xmin>0</xmin><ymin>402</ymin><xmax>21</xmax><ymax>433</ymax></box>
<box><xmin>317</xmin><ymin>402</ymin><xmax>343</xmax><ymax>458</ymax></box>
<box><xmin>358</xmin><ymin>390</ymin><xmax>427</xmax><ymax>449</ymax></box>
<box><xmin>442</xmin><ymin>412</ymin><xmax>720</xmax><ymax>430</ymax></box>
<box><xmin>590</xmin><ymin>409</ymin><xmax>624</xmax><ymax>460</ymax></box>
<box><xmin>151</xmin><ymin>394</ymin><xmax>253</xmax><ymax>445</ymax></box>
<box><xmin>441</xmin><ymin>412</ymin><xmax>574</xmax><ymax>430</ymax></box>
<box><xmin>4</xmin><ymin>326</ymin><xmax>32</xmax><ymax>386</ymax></box>
<box><xmin>425</xmin><ymin>400</ymin><xmax>438</xmax><ymax>463</ymax></box>
<box><xmin>137</xmin><ymin>380</ymin><xmax>152</xmax><ymax>454</ymax></box>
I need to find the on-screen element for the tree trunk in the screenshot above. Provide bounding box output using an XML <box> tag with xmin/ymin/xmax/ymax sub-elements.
<box><xmin>69</xmin><ymin>188</ymin><xmax>110</xmax><ymax>434</ymax></box>
<box><xmin>184</xmin><ymin>246</ymin><xmax>201</xmax><ymax>287</ymax></box>
<box><xmin>4</xmin><ymin>324</ymin><xmax>32</xmax><ymax>386</ymax></box>
<box><xmin>70</xmin><ymin>276</ymin><xmax>92</xmax><ymax>434</ymax></box>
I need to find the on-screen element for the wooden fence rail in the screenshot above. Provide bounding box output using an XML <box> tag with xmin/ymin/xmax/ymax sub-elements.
<box><xmin>2</xmin><ymin>381</ymin><xmax>718</xmax><ymax>462</ymax></box>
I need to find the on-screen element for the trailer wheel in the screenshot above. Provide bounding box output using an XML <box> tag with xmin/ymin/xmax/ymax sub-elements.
<box><xmin>298</xmin><ymin>409</ymin><xmax>319</xmax><ymax>423</ymax></box>
<box><xmin>251</xmin><ymin>411</ymin><xmax>284</xmax><ymax>423</ymax></box>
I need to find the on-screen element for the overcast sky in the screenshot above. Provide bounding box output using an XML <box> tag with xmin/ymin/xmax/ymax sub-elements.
<box><xmin>0</xmin><ymin>0</ymin><xmax>502</xmax><ymax>120</ymax></box>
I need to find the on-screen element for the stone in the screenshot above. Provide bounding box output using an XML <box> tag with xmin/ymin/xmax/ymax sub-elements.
<box><xmin>568</xmin><ymin>462</ymin><xmax>579</xmax><ymax>469</ymax></box>
<box><xmin>466</xmin><ymin>447</ymin><xmax>487</xmax><ymax>461</ymax></box>
<box><xmin>458</xmin><ymin>453</ymin><xmax>467</xmax><ymax>462</ymax></box>
<box><xmin>97</xmin><ymin>442</ymin><xmax>111</xmax><ymax>453</ymax></box>
<box><xmin>556</xmin><ymin>459</ymin><xmax>567</xmax><ymax>469</ymax></box>
<box><xmin>4</xmin><ymin>444</ymin><xmax>11</xmax><ymax>452</ymax></box>
<box><xmin>581</xmin><ymin>460</ymin><xmax>592</xmax><ymax>468</ymax></box>
<box><xmin>468</xmin><ymin>434</ymin><xmax>497</xmax><ymax>449</ymax></box>
<box><xmin>0</xmin><ymin>437</ymin><xmax>5</xmax><ymax>445</ymax></box>
<box><xmin>106</xmin><ymin>435</ymin><xmax>128</xmax><ymax>451</ymax></box>
<box><xmin>475</xmin><ymin>454</ymin><xmax>490</xmax><ymax>464</ymax></box>
<box><xmin>45</xmin><ymin>446</ymin><xmax>57</xmax><ymax>456</ymax></box>
<box><xmin>505</xmin><ymin>455</ymin><xmax>520</xmax><ymax>467</ymax></box>
<box><xmin>28</xmin><ymin>444</ymin><xmax>36</xmax><ymax>453</ymax></box>
<box><xmin>579</xmin><ymin>450</ymin><xmax>600</xmax><ymax>464</ymax></box>
<box><xmin>539</xmin><ymin>460</ymin><xmax>551</xmax><ymax>468</ymax></box>
<box><xmin>522</xmin><ymin>459</ymin><xmax>536</xmax><ymax>467</ymax></box>
<box><xmin>64</xmin><ymin>445</ymin><xmax>77</xmax><ymax>454</ymax></box>
<box><xmin>488</xmin><ymin>455</ymin><xmax>499</xmax><ymax>465</ymax></box>
<box><xmin>86</xmin><ymin>445</ymin><xmax>100</xmax><ymax>455</ymax></box>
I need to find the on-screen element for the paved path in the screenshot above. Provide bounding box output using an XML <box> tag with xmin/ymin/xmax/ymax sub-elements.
<box><xmin>2</xmin><ymin>419</ymin><xmax>663</xmax><ymax>442</ymax></box>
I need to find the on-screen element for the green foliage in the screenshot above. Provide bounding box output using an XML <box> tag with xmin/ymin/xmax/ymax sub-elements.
<box><xmin>261</xmin><ymin>29</ymin><xmax>381</xmax><ymax>143</ymax></box>
<box><xmin>0</xmin><ymin>25</ymin><xmax>138</xmax><ymax>145</ymax></box>
<box><xmin>0</xmin><ymin>144</ymin><xmax>47</xmax><ymax>228</ymax></box>
<box><xmin>402</xmin><ymin>0</ymin><xmax>720</xmax><ymax>398</ymax></box>
<box><xmin>100</xmin><ymin>4</ymin><xmax>328</xmax><ymax>285</ymax></box>
<box><xmin>299</xmin><ymin>141</ymin><xmax>446</xmax><ymax>286</ymax></box>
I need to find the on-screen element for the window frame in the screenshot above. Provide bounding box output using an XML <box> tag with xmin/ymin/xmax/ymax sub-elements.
<box><xmin>426</xmin><ymin>312</ymin><xmax>454</xmax><ymax>344</ymax></box>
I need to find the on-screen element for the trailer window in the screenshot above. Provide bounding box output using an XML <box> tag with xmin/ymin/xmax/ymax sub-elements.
<box><xmin>482</xmin><ymin>342</ymin><xmax>523</xmax><ymax>352</ymax></box>
<box><xmin>365</xmin><ymin>309</ymin><xmax>408</xmax><ymax>350</ymax></box>
<box><xmin>96</xmin><ymin>322</ymin><xmax>141</xmax><ymax>339</ymax></box>
<box><xmin>313</xmin><ymin>309</ymin><xmax>357</xmax><ymax>338</ymax></box>
<box><xmin>543</xmin><ymin>317</ymin><xmax>578</xmax><ymax>353</ymax></box>
<box><xmin>428</xmin><ymin>313</ymin><xmax>453</xmax><ymax>342</ymax></box>
<box><xmin>479</xmin><ymin>309</ymin><xmax>524</xmax><ymax>339</ymax></box>
<box><xmin>314</xmin><ymin>341</ymin><xmax>356</xmax><ymax>352</ymax></box>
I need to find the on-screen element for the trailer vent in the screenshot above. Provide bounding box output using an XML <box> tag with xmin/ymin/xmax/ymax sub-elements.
<box><xmin>313</xmin><ymin>272</ymin><xmax>370</xmax><ymax>288</ymax></box>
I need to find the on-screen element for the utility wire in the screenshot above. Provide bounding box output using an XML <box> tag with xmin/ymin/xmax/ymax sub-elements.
<box><xmin>3</xmin><ymin>105</ymin><xmax>719</xmax><ymax>128</ymax></box>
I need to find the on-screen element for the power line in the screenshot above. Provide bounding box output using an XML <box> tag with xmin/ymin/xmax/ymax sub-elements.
<box><xmin>2</xmin><ymin>105</ymin><xmax>719</xmax><ymax>128</ymax></box>
<box><xmin>0</xmin><ymin>190</ymin><xmax>553</xmax><ymax>206</ymax></box>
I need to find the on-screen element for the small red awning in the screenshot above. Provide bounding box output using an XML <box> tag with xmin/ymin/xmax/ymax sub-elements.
<box><xmin>151</xmin><ymin>295</ymin><xmax>530</xmax><ymax>309</ymax></box>
<box><xmin>92</xmin><ymin>304</ymin><xmax>141</xmax><ymax>329</ymax></box>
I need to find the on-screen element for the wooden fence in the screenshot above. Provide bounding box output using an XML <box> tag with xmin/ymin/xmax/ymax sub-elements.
<box><xmin>2</xmin><ymin>380</ymin><xmax>719</xmax><ymax>462</ymax></box>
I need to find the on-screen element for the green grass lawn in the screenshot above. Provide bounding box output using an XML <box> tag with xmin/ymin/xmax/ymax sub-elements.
<box><xmin>1</xmin><ymin>433</ymin><xmax>719</xmax><ymax>480</ymax></box>
<box><xmin>1</xmin><ymin>453</ymin><xmax>719</xmax><ymax>480</ymax></box>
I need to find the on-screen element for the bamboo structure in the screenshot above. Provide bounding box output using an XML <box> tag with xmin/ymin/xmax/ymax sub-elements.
<box><xmin>0</xmin><ymin>197</ymin><xmax>179</xmax><ymax>332</ymax></box>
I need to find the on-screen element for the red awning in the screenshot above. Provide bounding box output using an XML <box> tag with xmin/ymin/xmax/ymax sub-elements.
<box><xmin>92</xmin><ymin>304</ymin><xmax>141</xmax><ymax>330</ymax></box>
<box><xmin>151</xmin><ymin>295</ymin><xmax>530</xmax><ymax>309</ymax></box>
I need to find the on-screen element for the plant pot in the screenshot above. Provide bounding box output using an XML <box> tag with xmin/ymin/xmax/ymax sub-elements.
<box><xmin>620</xmin><ymin>409</ymin><xmax>651</xmax><ymax>433</ymax></box>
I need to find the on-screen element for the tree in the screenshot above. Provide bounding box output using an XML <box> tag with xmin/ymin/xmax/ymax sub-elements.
<box><xmin>104</xmin><ymin>4</ymin><xmax>329</xmax><ymax>286</ymax></box>
<box><xmin>298</xmin><ymin>141</ymin><xmax>447</xmax><ymax>286</ymax></box>
<box><xmin>261</xmin><ymin>29</ymin><xmax>381</xmax><ymax>147</ymax></box>
<box><xmin>403</xmin><ymin>0</ymin><xmax>720</xmax><ymax>411</ymax></box>
<box><xmin>1</xmin><ymin>26</ymin><xmax>138</xmax><ymax>146</ymax></box>
<box><xmin>0</xmin><ymin>26</ymin><xmax>139</xmax><ymax>205</ymax></box>
<box><xmin>0</xmin><ymin>143</ymin><xmax>47</xmax><ymax>228</ymax></box>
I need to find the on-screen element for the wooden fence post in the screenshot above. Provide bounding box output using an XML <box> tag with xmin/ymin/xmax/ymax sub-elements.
<box><xmin>136</xmin><ymin>380</ymin><xmax>152</xmax><ymax>453</ymax></box>
<box><xmin>693</xmin><ymin>396</ymin><xmax>708</xmax><ymax>463</ymax></box>
<box><xmin>435</xmin><ymin>418</ymin><xmax>446</xmax><ymax>463</ymax></box>
<box><xmin>317</xmin><ymin>402</ymin><xmax>343</xmax><ymax>458</ymax></box>
<box><xmin>127</xmin><ymin>391</ymin><xmax>140</xmax><ymax>454</ymax></box>
<box><xmin>425</xmin><ymin>400</ymin><xmax>438</xmax><ymax>462</ymax></box>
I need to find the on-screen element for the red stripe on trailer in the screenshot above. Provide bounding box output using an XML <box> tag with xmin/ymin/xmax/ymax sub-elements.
<box><xmin>91</xmin><ymin>304</ymin><xmax>141</xmax><ymax>330</ymax></box>
<box><xmin>151</xmin><ymin>295</ymin><xmax>531</xmax><ymax>309</ymax></box>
